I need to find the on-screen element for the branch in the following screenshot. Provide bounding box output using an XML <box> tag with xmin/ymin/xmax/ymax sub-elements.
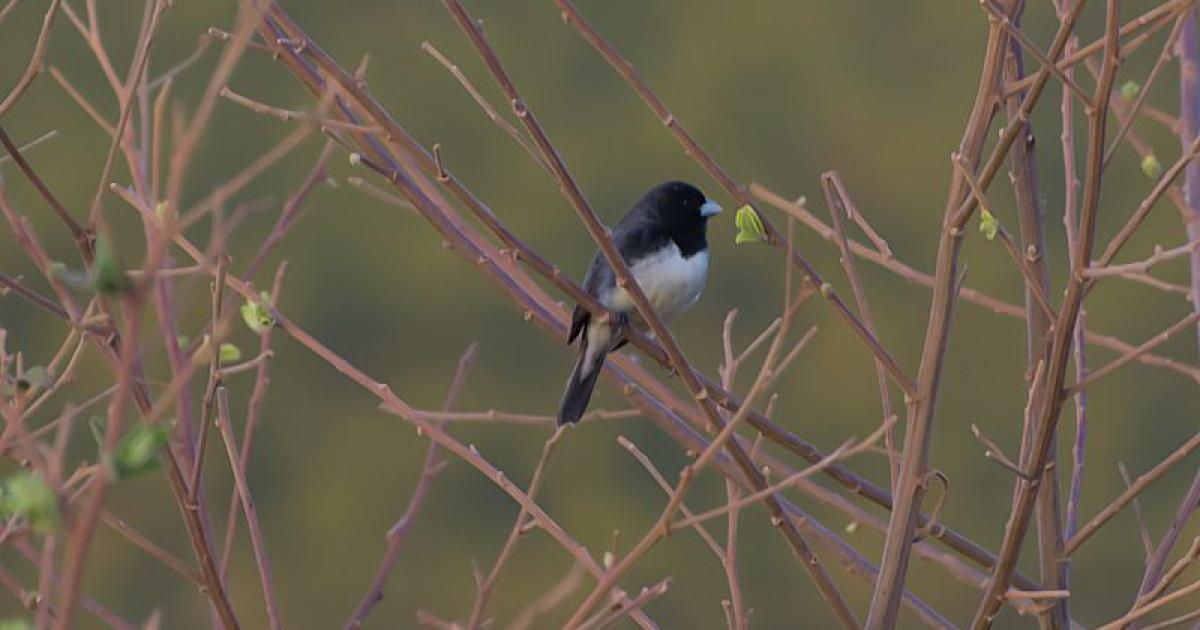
<box><xmin>465</xmin><ymin>426</ymin><xmax>566</xmax><ymax>628</ymax></box>
<box><xmin>214</xmin><ymin>387</ymin><xmax>282</xmax><ymax>629</ymax></box>
<box><xmin>0</xmin><ymin>0</ymin><xmax>63</xmax><ymax>117</ymax></box>
<box><xmin>549</xmin><ymin>0</ymin><xmax>915</xmax><ymax>398</ymax></box>
<box><xmin>437</xmin><ymin>2</ymin><xmax>858</xmax><ymax>626</ymax></box>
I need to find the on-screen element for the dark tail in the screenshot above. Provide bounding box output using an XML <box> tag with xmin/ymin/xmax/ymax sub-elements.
<box><xmin>557</xmin><ymin>343</ymin><xmax>606</xmax><ymax>426</ymax></box>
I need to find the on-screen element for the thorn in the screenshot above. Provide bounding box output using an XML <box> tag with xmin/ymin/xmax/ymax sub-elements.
<box><xmin>432</xmin><ymin>143</ymin><xmax>449</xmax><ymax>181</ymax></box>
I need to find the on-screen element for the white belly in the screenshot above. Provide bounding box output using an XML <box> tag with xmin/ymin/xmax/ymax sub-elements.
<box><xmin>601</xmin><ymin>245</ymin><xmax>708</xmax><ymax>320</ymax></box>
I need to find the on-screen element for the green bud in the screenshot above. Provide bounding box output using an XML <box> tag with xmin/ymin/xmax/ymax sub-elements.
<box><xmin>111</xmin><ymin>424</ymin><xmax>170</xmax><ymax>480</ymax></box>
<box><xmin>15</xmin><ymin>366</ymin><xmax>49</xmax><ymax>393</ymax></box>
<box><xmin>733</xmin><ymin>204</ymin><xmax>767</xmax><ymax>245</ymax></box>
<box><xmin>1120</xmin><ymin>80</ymin><xmax>1140</xmax><ymax>102</ymax></box>
<box><xmin>0</xmin><ymin>472</ymin><xmax>59</xmax><ymax>534</ymax></box>
<box><xmin>88</xmin><ymin>238</ymin><xmax>133</xmax><ymax>295</ymax></box>
<box><xmin>1141</xmin><ymin>154</ymin><xmax>1163</xmax><ymax>180</ymax></box>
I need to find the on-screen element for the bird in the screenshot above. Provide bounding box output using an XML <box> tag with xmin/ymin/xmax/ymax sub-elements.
<box><xmin>557</xmin><ymin>181</ymin><xmax>722</xmax><ymax>425</ymax></box>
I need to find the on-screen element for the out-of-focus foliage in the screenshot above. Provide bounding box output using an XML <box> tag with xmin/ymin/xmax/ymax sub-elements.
<box><xmin>1</xmin><ymin>1</ymin><xmax>1197</xmax><ymax>628</ymax></box>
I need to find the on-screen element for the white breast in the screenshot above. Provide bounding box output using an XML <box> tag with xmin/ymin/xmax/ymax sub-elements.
<box><xmin>601</xmin><ymin>244</ymin><xmax>708</xmax><ymax>320</ymax></box>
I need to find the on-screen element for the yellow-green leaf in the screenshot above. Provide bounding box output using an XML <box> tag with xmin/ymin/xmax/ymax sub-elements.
<box><xmin>1141</xmin><ymin>154</ymin><xmax>1163</xmax><ymax>180</ymax></box>
<box><xmin>241</xmin><ymin>292</ymin><xmax>275</xmax><ymax>334</ymax></box>
<box><xmin>733</xmin><ymin>204</ymin><xmax>766</xmax><ymax>245</ymax></box>
<box><xmin>978</xmin><ymin>208</ymin><xmax>999</xmax><ymax>241</ymax></box>
<box><xmin>219</xmin><ymin>343</ymin><xmax>242</xmax><ymax>363</ymax></box>
<box><xmin>1120</xmin><ymin>80</ymin><xmax>1140</xmax><ymax>102</ymax></box>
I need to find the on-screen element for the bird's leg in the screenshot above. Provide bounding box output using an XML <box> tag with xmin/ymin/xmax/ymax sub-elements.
<box><xmin>607</xmin><ymin>310</ymin><xmax>631</xmax><ymax>352</ymax></box>
<box><xmin>610</xmin><ymin>310</ymin><xmax>630</xmax><ymax>332</ymax></box>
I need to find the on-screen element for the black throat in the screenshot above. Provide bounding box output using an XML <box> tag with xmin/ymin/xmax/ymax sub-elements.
<box><xmin>672</xmin><ymin>221</ymin><xmax>709</xmax><ymax>258</ymax></box>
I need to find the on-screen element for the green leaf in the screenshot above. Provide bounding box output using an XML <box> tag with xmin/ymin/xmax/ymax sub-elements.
<box><xmin>0</xmin><ymin>472</ymin><xmax>59</xmax><ymax>534</ymax></box>
<box><xmin>1141</xmin><ymin>154</ymin><xmax>1163</xmax><ymax>180</ymax></box>
<box><xmin>88</xmin><ymin>238</ymin><xmax>132</xmax><ymax>295</ymax></box>
<box><xmin>1120</xmin><ymin>80</ymin><xmax>1141</xmax><ymax>102</ymax></box>
<box><xmin>733</xmin><ymin>204</ymin><xmax>766</xmax><ymax>245</ymax></box>
<box><xmin>219</xmin><ymin>343</ymin><xmax>242</xmax><ymax>363</ymax></box>
<box><xmin>240</xmin><ymin>292</ymin><xmax>274</xmax><ymax>334</ymax></box>
<box><xmin>176</xmin><ymin>335</ymin><xmax>190</xmax><ymax>349</ymax></box>
<box><xmin>111</xmin><ymin>424</ymin><xmax>170</xmax><ymax>480</ymax></box>
<box><xmin>978</xmin><ymin>208</ymin><xmax>999</xmax><ymax>241</ymax></box>
<box><xmin>15</xmin><ymin>366</ymin><xmax>49</xmax><ymax>393</ymax></box>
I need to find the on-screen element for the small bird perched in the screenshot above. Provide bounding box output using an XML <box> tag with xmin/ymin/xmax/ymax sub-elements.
<box><xmin>557</xmin><ymin>181</ymin><xmax>722</xmax><ymax>425</ymax></box>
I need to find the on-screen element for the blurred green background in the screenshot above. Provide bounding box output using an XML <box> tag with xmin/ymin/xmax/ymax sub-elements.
<box><xmin>2</xmin><ymin>1</ymin><xmax>1199</xmax><ymax>627</ymax></box>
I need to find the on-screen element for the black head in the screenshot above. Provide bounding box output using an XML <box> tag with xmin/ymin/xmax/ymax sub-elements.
<box><xmin>637</xmin><ymin>181</ymin><xmax>722</xmax><ymax>251</ymax></box>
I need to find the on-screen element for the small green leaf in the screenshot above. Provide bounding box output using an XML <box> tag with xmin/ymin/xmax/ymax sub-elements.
<box><xmin>154</xmin><ymin>201</ymin><xmax>168</xmax><ymax>220</ymax></box>
<box><xmin>15</xmin><ymin>366</ymin><xmax>49</xmax><ymax>393</ymax></box>
<box><xmin>111</xmin><ymin>424</ymin><xmax>170</xmax><ymax>480</ymax></box>
<box><xmin>733</xmin><ymin>204</ymin><xmax>766</xmax><ymax>245</ymax></box>
<box><xmin>978</xmin><ymin>208</ymin><xmax>999</xmax><ymax>241</ymax></box>
<box><xmin>1141</xmin><ymin>153</ymin><xmax>1163</xmax><ymax>180</ymax></box>
<box><xmin>1120</xmin><ymin>80</ymin><xmax>1141</xmax><ymax>102</ymax></box>
<box><xmin>240</xmin><ymin>292</ymin><xmax>274</xmax><ymax>334</ymax></box>
<box><xmin>176</xmin><ymin>335</ymin><xmax>190</xmax><ymax>349</ymax></box>
<box><xmin>0</xmin><ymin>618</ymin><xmax>34</xmax><ymax>630</ymax></box>
<box><xmin>88</xmin><ymin>238</ymin><xmax>132</xmax><ymax>295</ymax></box>
<box><xmin>0</xmin><ymin>472</ymin><xmax>59</xmax><ymax>534</ymax></box>
<box><xmin>219</xmin><ymin>343</ymin><xmax>242</xmax><ymax>363</ymax></box>
<box><xmin>47</xmin><ymin>260</ymin><xmax>68</xmax><ymax>278</ymax></box>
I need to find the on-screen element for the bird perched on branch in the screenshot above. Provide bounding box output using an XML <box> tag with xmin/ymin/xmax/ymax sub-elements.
<box><xmin>557</xmin><ymin>181</ymin><xmax>722</xmax><ymax>425</ymax></box>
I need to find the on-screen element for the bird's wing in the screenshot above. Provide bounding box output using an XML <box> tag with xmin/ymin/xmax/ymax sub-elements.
<box><xmin>568</xmin><ymin>212</ymin><xmax>665</xmax><ymax>344</ymax></box>
<box><xmin>569</xmin><ymin>250</ymin><xmax>608</xmax><ymax>344</ymax></box>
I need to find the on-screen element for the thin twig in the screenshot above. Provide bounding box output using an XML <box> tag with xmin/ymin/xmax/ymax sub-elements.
<box><xmin>214</xmin><ymin>387</ymin><xmax>282</xmax><ymax>630</ymax></box>
<box><xmin>821</xmin><ymin>173</ymin><xmax>899</xmax><ymax>489</ymax></box>
<box><xmin>465</xmin><ymin>427</ymin><xmax>567</xmax><ymax>628</ymax></box>
<box><xmin>0</xmin><ymin>0</ymin><xmax>64</xmax><ymax>117</ymax></box>
<box><xmin>345</xmin><ymin>344</ymin><xmax>480</xmax><ymax>629</ymax></box>
<box><xmin>1064</xmin><ymin>431</ymin><xmax>1200</xmax><ymax>555</ymax></box>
